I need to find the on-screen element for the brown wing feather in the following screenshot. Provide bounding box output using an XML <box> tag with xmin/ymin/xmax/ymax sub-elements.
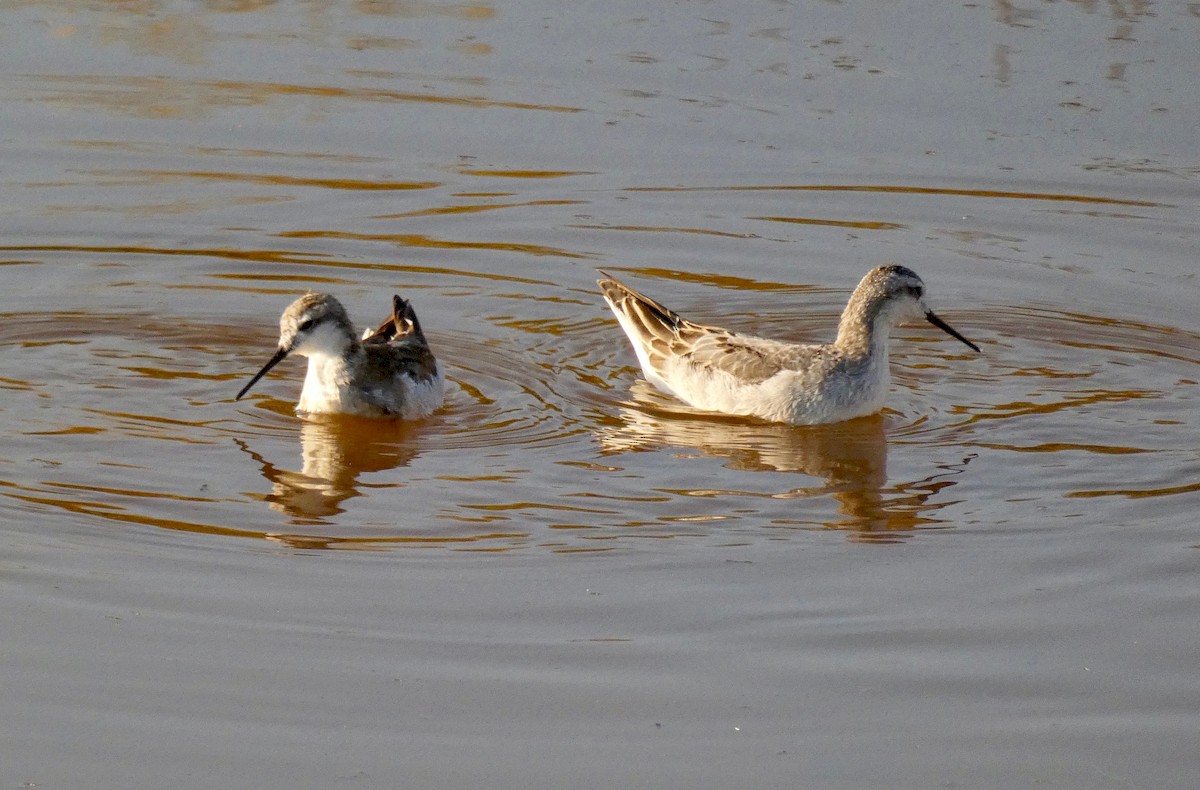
<box><xmin>361</xmin><ymin>294</ymin><xmax>439</xmax><ymax>390</ymax></box>
<box><xmin>680</xmin><ymin>333</ymin><xmax>820</xmax><ymax>385</ymax></box>
<box><xmin>599</xmin><ymin>273</ymin><xmax>798</xmax><ymax>386</ymax></box>
<box><xmin>363</xmin><ymin>294</ymin><xmax>428</xmax><ymax>345</ymax></box>
<box><xmin>364</xmin><ymin>339</ymin><xmax>439</xmax><ymax>381</ymax></box>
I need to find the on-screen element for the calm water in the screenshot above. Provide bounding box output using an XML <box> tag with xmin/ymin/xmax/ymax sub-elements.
<box><xmin>2</xmin><ymin>2</ymin><xmax>1198</xmax><ymax>787</ymax></box>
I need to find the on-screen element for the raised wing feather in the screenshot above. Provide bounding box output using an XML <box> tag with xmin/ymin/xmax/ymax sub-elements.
<box><xmin>355</xmin><ymin>295</ymin><xmax>439</xmax><ymax>414</ymax></box>
<box><xmin>362</xmin><ymin>294</ymin><xmax>427</xmax><ymax>345</ymax></box>
<box><xmin>599</xmin><ymin>273</ymin><xmax>824</xmax><ymax>386</ymax></box>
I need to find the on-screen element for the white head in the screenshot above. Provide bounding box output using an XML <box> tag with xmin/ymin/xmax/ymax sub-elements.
<box><xmin>276</xmin><ymin>293</ymin><xmax>356</xmax><ymax>359</ymax></box>
<box><xmin>236</xmin><ymin>293</ymin><xmax>357</xmax><ymax>400</ymax></box>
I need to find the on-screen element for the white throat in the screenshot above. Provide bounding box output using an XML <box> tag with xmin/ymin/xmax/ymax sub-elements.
<box><xmin>292</xmin><ymin>323</ymin><xmax>360</xmax><ymax>413</ymax></box>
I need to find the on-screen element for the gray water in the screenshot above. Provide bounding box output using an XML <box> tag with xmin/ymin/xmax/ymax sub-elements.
<box><xmin>2</xmin><ymin>2</ymin><xmax>1198</xmax><ymax>787</ymax></box>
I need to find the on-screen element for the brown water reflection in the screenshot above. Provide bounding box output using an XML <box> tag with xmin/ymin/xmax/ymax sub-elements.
<box><xmin>3</xmin><ymin>1</ymin><xmax>1198</xmax><ymax>786</ymax></box>
<box><xmin>3</xmin><ymin>264</ymin><xmax>1193</xmax><ymax>550</ymax></box>
<box><xmin>30</xmin><ymin>74</ymin><xmax>581</xmax><ymax>117</ymax></box>
<box><xmin>597</xmin><ymin>384</ymin><xmax>964</xmax><ymax>543</ymax></box>
<box><xmin>626</xmin><ymin>183</ymin><xmax>1162</xmax><ymax>207</ymax></box>
<box><xmin>277</xmin><ymin>229</ymin><xmax>590</xmax><ymax>259</ymax></box>
<box><xmin>92</xmin><ymin>169</ymin><xmax>442</xmax><ymax>191</ymax></box>
<box><xmin>236</xmin><ymin>414</ymin><xmax>423</xmax><ymax>521</ymax></box>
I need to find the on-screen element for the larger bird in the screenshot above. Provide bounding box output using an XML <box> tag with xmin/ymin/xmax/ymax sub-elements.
<box><xmin>235</xmin><ymin>292</ymin><xmax>445</xmax><ymax>419</ymax></box>
<box><xmin>598</xmin><ymin>265</ymin><xmax>979</xmax><ymax>425</ymax></box>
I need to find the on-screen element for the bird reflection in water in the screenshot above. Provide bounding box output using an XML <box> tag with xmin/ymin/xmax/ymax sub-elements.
<box><xmin>236</xmin><ymin>415</ymin><xmax>421</xmax><ymax>523</ymax></box>
<box><xmin>598</xmin><ymin>382</ymin><xmax>971</xmax><ymax>541</ymax></box>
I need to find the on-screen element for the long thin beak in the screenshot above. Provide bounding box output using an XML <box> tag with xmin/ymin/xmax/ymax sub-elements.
<box><xmin>925</xmin><ymin>311</ymin><xmax>980</xmax><ymax>353</ymax></box>
<box><xmin>236</xmin><ymin>347</ymin><xmax>290</xmax><ymax>400</ymax></box>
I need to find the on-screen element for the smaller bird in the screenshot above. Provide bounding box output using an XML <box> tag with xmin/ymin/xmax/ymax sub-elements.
<box><xmin>236</xmin><ymin>293</ymin><xmax>445</xmax><ymax>419</ymax></box>
<box><xmin>598</xmin><ymin>265</ymin><xmax>979</xmax><ymax>425</ymax></box>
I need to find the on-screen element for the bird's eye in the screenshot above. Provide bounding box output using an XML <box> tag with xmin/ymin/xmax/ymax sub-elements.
<box><xmin>297</xmin><ymin>318</ymin><xmax>315</xmax><ymax>332</ymax></box>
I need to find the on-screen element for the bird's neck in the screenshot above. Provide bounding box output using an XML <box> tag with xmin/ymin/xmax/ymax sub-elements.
<box><xmin>835</xmin><ymin>296</ymin><xmax>891</xmax><ymax>359</ymax></box>
<box><xmin>303</xmin><ymin>341</ymin><xmax>363</xmax><ymax>389</ymax></box>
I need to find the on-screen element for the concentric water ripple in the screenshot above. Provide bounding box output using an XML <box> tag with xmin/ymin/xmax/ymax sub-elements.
<box><xmin>4</xmin><ymin>281</ymin><xmax>1196</xmax><ymax>550</ymax></box>
<box><xmin>888</xmin><ymin>304</ymin><xmax>1199</xmax><ymax>443</ymax></box>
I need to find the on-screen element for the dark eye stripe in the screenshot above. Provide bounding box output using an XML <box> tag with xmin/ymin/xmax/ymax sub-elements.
<box><xmin>298</xmin><ymin>318</ymin><xmax>315</xmax><ymax>332</ymax></box>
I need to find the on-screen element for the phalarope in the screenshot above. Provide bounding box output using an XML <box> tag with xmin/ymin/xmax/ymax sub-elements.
<box><xmin>235</xmin><ymin>292</ymin><xmax>445</xmax><ymax>419</ymax></box>
<box><xmin>598</xmin><ymin>265</ymin><xmax>979</xmax><ymax>425</ymax></box>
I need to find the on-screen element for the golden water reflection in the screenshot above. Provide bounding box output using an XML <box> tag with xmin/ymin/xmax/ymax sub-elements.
<box><xmin>596</xmin><ymin>384</ymin><xmax>965</xmax><ymax>542</ymax></box>
<box><xmin>237</xmin><ymin>414</ymin><xmax>421</xmax><ymax>521</ymax></box>
<box><xmin>625</xmin><ymin>183</ymin><xmax>1161</xmax><ymax>207</ymax></box>
<box><xmin>31</xmin><ymin>74</ymin><xmax>580</xmax><ymax>119</ymax></box>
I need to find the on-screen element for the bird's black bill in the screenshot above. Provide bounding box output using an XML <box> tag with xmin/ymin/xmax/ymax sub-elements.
<box><xmin>925</xmin><ymin>311</ymin><xmax>980</xmax><ymax>353</ymax></box>
<box><xmin>235</xmin><ymin>347</ymin><xmax>289</xmax><ymax>400</ymax></box>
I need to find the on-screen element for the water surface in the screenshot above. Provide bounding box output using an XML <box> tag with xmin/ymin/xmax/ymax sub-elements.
<box><xmin>2</xmin><ymin>2</ymin><xmax>1198</xmax><ymax>787</ymax></box>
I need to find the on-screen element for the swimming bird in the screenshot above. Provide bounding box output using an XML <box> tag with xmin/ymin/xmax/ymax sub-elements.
<box><xmin>598</xmin><ymin>265</ymin><xmax>979</xmax><ymax>425</ymax></box>
<box><xmin>235</xmin><ymin>292</ymin><xmax>445</xmax><ymax>419</ymax></box>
